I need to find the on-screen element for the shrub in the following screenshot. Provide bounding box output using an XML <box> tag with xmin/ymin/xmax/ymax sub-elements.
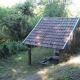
<box><xmin>0</xmin><ymin>48</ymin><xmax>3</xmax><ymax>58</ymax></box>
<box><xmin>0</xmin><ymin>41</ymin><xmax>27</xmax><ymax>59</ymax></box>
<box><xmin>2</xmin><ymin>44</ymin><xmax>9</xmax><ymax>55</ymax></box>
<box><xmin>0</xmin><ymin>44</ymin><xmax>10</xmax><ymax>58</ymax></box>
<box><xmin>8</xmin><ymin>41</ymin><xmax>27</xmax><ymax>54</ymax></box>
<box><xmin>17</xmin><ymin>41</ymin><xmax>27</xmax><ymax>51</ymax></box>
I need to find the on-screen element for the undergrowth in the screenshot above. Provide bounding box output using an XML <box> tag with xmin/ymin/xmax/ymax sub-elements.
<box><xmin>0</xmin><ymin>47</ymin><xmax>80</xmax><ymax>80</ymax></box>
<box><xmin>0</xmin><ymin>41</ymin><xmax>27</xmax><ymax>59</ymax></box>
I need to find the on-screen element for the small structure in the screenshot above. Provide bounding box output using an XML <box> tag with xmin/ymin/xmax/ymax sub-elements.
<box><xmin>22</xmin><ymin>17</ymin><xmax>80</xmax><ymax>65</ymax></box>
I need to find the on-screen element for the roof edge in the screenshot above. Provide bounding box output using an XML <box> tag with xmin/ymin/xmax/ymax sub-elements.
<box><xmin>62</xmin><ymin>18</ymin><xmax>80</xmax><ymax>49</ymax></box>
<box><xmin>22</xmin><ymin>17</ymin><xmax>43</xmax><ymax>44</ymax></box>
<box><xmin>42</xmin><ymin>17</ymin><xmax>80</xmax><ymax>18</ymax></box>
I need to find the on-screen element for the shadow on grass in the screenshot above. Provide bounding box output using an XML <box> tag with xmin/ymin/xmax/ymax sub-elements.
<box><xmin>21</xmin><ymin>54</ymin><xmax>80</xmax><ymax>80</ymax></box>
<box><xmin>0</xmin><ymin>47</ymin><xmax>80</xmax><ymax>80</ymax></box>
<box><xmin>0</xmin><ymin>47</ymin><xmax>53</xmax><ymax>80</ymax></box>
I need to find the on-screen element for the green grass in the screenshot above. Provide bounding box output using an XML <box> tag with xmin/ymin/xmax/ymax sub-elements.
<box><xmin>0</xmin><ymin>47</ymin><xmax>80</xmax><ymax>80</ymax></box>
<box><xmin>0</xmin><ymin>47</ymin><xmax>53</xmax><ymax>79</ymax></box>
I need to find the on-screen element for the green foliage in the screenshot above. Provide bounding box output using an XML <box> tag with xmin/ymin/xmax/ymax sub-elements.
<box><xmin>9</xmin><ymin>42</ymin><xmax>18</xmax><ymax>55</ymax></box>
<box><xmin>2</xmin><ymin>44</ymin><xmax>9</xmax><ymax>57</ymax></box>
<box><xmin>0</xmin><ymin>7</ymin><xmax>7</xmax><ymax>24</ymax></box>
<box><xmin>0</xmin><ymin>44</ymin><xmax>9</xmax><ymax>59</ymax></box>
<box><xmin>43</xmin><ymin>0</ymin><xmax>69</xmax><ymax>17</ymax></box>
<box><xmin>0</xmin><ymin>30</ymin><xmax>6</xmax><ymax>44</ymax></box>
<box><xmin>0</xmin><ymin>41</ymin><xmax>27</xmax><ymax>59</ymax></box>
<box><xmin>3</xmin><ymin>2</ymin><xmax>34</xmax><ymax>41</ymax></box>
<box><xmin>57</xmin><ymin>76</ymin><xmax>71</xmax><ymax>80</ymax></box>
<box><xmin>0</xmin><ymin>1</ymin><xmax>41</xmax><ymax>59</ymax></box>
<box><xmin>8</xmin><ymin>41</ymin><xmax>27</xmax><ymax>54</ymax></box>
<box><xmin>15</xmin><ymin>2</ymin><xmax>34</xmax><ymax>16</ymax></box>
<box><xmin>0</xmin><ymin>48</ymin><xmax>3</xmax><ymax>58</ymax></box>
<box><xmin>39</xmin><ymin>0</ymin><xmax>49</xmax><ymax>5</ymax></box>
<box><xmin>0</xmin><ymin>7</ymin><xmax>7</xmax><ymax>43</ymax></box>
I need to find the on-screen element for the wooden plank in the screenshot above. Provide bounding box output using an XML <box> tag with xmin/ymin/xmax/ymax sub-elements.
<box><xmin>27</xmin><ymin>45</ymin><xmax>31</xmax><ymax>65</ymax></box>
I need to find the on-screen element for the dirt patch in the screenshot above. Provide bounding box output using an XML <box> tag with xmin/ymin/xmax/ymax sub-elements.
<box><xmin>0</xmin><ymin>69</ymin><xmax>24</xmax><ymax>80</ymax></box>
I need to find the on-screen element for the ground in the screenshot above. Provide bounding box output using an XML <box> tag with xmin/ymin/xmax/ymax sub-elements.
<box><xmin>0</xmin><ymin>47</ymin><xmax>80</xmax><ymax>80</ymax></box>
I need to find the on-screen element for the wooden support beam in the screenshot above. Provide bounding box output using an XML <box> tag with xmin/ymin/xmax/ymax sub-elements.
<box><xmin>27</xmin><ymin>45</ymin><xmax>31</xmax><ymax>65</ymax></box>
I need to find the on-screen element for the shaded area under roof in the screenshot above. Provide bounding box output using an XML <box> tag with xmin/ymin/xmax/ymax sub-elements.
<box><xmin>22</xmin><ymin>17</ymin><xmax>80</xmax><ymax>49</ymax></box>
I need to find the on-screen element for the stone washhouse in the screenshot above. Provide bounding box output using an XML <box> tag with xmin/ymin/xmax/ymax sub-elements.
<box><xmin>22</xmin><ymin>17</ymin><xmax>80</xmax><ymax>65</ymax></box>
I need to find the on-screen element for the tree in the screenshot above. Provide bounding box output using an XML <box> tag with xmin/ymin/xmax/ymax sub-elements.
<box><xmin>3</xmin><ymin>2</ymin><xmax>34</xmax><ymax>41</ymax></box>
<box><xmin>39</xmin><ymin>0</ymin><xmax>48</xmax><ymax>4</ymax></box>
<box><xmin>43</xmin><ymin>0</ymin><xmax>70</xmax><ymax>17</ymax></box>
<box><xmin>0</xmin><ymin>7</ymin><xmax>7</xmax><ymax>43</ymax></box>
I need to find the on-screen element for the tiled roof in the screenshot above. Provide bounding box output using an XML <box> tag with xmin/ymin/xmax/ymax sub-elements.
<box><xmin>22</xmin><ymin>17</ymin><xmax>80</xmax><ymax>49</ymax></box>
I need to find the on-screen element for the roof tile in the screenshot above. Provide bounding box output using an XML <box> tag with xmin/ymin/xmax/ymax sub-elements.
<box><xmin>23</xmin><ymin>17</ymin><xmax>79</xmax><ymax>49</ymax></box>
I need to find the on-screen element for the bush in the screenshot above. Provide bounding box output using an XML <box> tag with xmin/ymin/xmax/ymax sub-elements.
<box><xmin>7</xmin><ymin>41</ymin><xmax>16</xmax><ymax>55</ymax></box>
<box><xmin>8</xmin><ymin>41</ymin><xmax>27</xmax><ymax>54</ymax></box>
<box><xmin>17</xmin><ymin>41</ymin><xmax>27</xmax><ymax>51</ymax></box>
<box><xmin>0</xmin><ymin>48</ymin><xmax>3</xmax><ymax>58</ymax></box>
<box><xmin>2</xmin><ymin>44</ymin><xmax>9</xmax><ymax>57</ymax></box>
<box><xmin>0</xmin><ymin>41</ymin><xmax>27</xmax><ymax>59</ymax></box>
<box><xmin>0</xmin><ymin>44</ymin><xmax>10</xmax><ymax>59</ymax></box>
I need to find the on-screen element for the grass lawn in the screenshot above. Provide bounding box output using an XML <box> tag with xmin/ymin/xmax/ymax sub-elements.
<box><xmin>0</xmin><ymin>47</ymin><xmax>80</xmax><ymax>80</ymax></box>
<box><xmin>0</xmin><ymin>47</ymin><xmax>53</xmax><ymax>80</ymax></box>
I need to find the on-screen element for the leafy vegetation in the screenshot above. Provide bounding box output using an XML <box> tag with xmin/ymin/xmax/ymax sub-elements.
<box><xmin>43</xmin><ymin>0</ymin><xmax>69</xmax><ymax>17</ymax></box>
<box><xmin>0</xmin><ymin>41</ymin><xmax>27</xmax><ymax>59</ymax></box>
<box><xmin>3</xmin><ymin>2</ymin><xmax>34</xmax><ymax>41</ymax></box>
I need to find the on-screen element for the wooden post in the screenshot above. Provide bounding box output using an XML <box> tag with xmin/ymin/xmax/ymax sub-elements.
<box><xmin>27</xmin><ymin>45</ymin><xmax>31</xmax><ymax>65</ymax></box>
